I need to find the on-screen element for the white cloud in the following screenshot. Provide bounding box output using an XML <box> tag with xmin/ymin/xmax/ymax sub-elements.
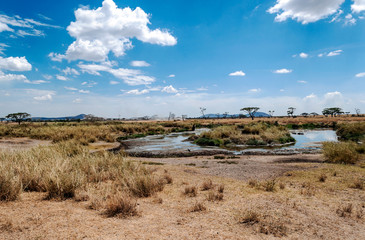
<box><xmin>62</xmin><ymin>67</ymin><xmax>79</xmax><ymax>75</ymax></box>
<box><xmin>325</xmin><ymin>91</ymin><xmax>342</xmax><ymax>99</ymax></box>
<box><xmin>0</xmin><ymin>13</ymin><xmax>61</xmax><ymax>37</ymax></box>
<box><xmin>197</xmin><ymin>87</ymin><xmax>208</xmax><ymax>91</ymax></box>
<box><xmin>229</xmin><ymin>70</ymin><xmax>246</xmax><ymax>76</ymax></box>
<box><xmin>56</xmin><ymin>75</ymin><xmax>68</xmax><ymax>81</ymax></box>
<box><xmin>0</xmin><ymin>71</ymin><xmax>27</xmax><ymax>81</ymax></box>
<box><xmin>299</xmin><ymin>52</ymin><xmax>308</xmax><ymax>58</ymax></box>
<box><xmin>54</xmin><ymin>0</ymin><xmax>176</xmax><ymax>62</ymax></box>
<box><xmin>78</xmin><ymin>63</ymin><xmax>155</xmax><ymax>85</ymax></box>
<box><xmin>79</xmin><ymin>90</ymin><xmax>90</xmax><ymax>94</ymax></box>
<box><xmin>298</xmin><ymin>80</ymin><xmax>307</xmax><ymax>84</ymax></box>
<box><xmin>126</xmin><ymin>89</ymin><xmax>149</xmax><ymax>95</ymax></box>
<box><xmin>73</xmin><ymin>98</ymin><xmax>82</xmax><ymax>103</ymax></box>
<box><xmin>280</xmin><ymin>89</ymin><xmax>285</xmax><ymax>92</ymax></box>
<box><xmin>130</xmin><ymin>61</ymin><xmax>150</xmax><ymax>67</ymax></box>
<box><xmin>355</xmin><ymin>72</ymin><xmax>365</xmax><ymax>77</ymax></box>
<box><xmin>28</xmin><ymin>89</ymin><xmax>56</xmax><ymax>101</ymax></box>
<box><xmin>0</xmin><ymin>56</ymin><xmax>32</xmax><ymax>71</ymax></box>
<box><xmin>24</xmin><ymin>80</ymin><xmax>49</xmax><ymax>84</ymax></box>
<box><xmin>109</xmin><ymin>80</ymin><xmax>119</xmax><ymax>85</ymax></box>
<box><xmin>344</xmin><ymin>14</ymin><xmax>356</xmax><ymax>25</ymax></box>
<box><xmin>274</xmin><ymin>68</ymin><xmax>292</xmax><ymax>74</ymax></box>
<box><xmin>248</xmin><ymin>88</ymin><xmax>261</xmax><ymax>93</ymax></box>
<box><xmin>0</xmin><ymin>43</ymin><xmax>9</xmax><ymax>54</ymax></box>
<box><xmin>81</xmin><ymin>81</ymin><xmax>98</xmax><ymax>87</ymax></box>
<box><xmin>303</xmin><ymin>93</ymin><xmax>317</xmax><ymax>101</ymax></box>
<box><xmin>161</xmin><ymin>85</ymin><xmax>178</xmax><ymax>93</ymax></box>
<box><xmin>42</xmin><ymin>74</ymin><xmax>53</xmax><ymax>80</ymax></box>
<box><xmin>352</xmin><ymin>0</ymin><xmax>365</xmax><ymax>13</ymax></box>
<box><xmin>327</xmin><ymin>50</ymin><xmax>343</xmax><ymax>57</ymax></box>
<box><xmin>318</xmin><ymin>53</ymin><xmax>324</xmax><ymax>57</ymax></box>
<box><xmin>268</xmin><ymin>0</ymin><xmax>345</xmax><ymax>24</ymax></box>
<box><xmin>168</xmin><ymin>74</ymin><xmax>175</xmax><ymax>78</ymax></box>
<box><xmin>48</xmin><ymin>52</ymin><xmax>64</xmax><ymax>62</ymax></box>
<box><xmin>64</xmin><ymin>87</ymin><xmax>78</xmax><ymax>91</ymax></box>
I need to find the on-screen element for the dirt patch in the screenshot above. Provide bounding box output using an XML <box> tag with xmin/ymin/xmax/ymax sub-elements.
<box><xmin>131</xmin><ymin>154</ymin><xmax>323</xmax><ymax>181</ymax></box>
<box><xmin>88</xmin><ymin>141</ymin><xmax>121</xmax><ymax>153</ymax></box>
<box><xmin>0</xmin><ymin>138</ymin><xmax>51</xmax><ymax>151</ymax></box>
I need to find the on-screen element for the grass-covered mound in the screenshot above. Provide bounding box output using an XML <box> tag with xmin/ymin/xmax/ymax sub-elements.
<box><xmin>336</xmin><ymin>122</ymin><xmax>365</xmax><ymax>142</ymax></box>
<box><xmin>192</xmin><ymin>122</ymin><xmax>295</xmax><ymax>147</ymax></box>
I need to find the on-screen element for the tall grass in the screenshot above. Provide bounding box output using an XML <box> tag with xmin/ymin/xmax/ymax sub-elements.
<box><xmin>194</xmin><ymin>122</ymin><xmax>294</xmax><ymax>147</ymax></box>
<box><xmin>336</xmin><ymin>122</ymin><xmax>365</xmax><ymax>142</ymax></box>
<box><xmin>0</xmin><ymin>121</ymin><xmax>197</xmax><ymax>145</ymax></box>
<box><xmin>0</xmin><ymin>141</ymin><xmax>165</xmax><ymax>201</ymax></box>
<box><xmin>322</xmin><ymin>142</ymin><xmax>360</xmax><ymax>164</ymax></box>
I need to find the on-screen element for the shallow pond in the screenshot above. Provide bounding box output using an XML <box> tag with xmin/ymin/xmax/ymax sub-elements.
<box><xmin>122</xmin><ymin>128</ymin><xmax>338</xmax><ymax>155</ymax></box>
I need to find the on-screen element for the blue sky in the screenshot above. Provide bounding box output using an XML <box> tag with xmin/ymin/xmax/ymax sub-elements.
<box><xmin>1</xmin><ymin>0</ymin><xmax>365</xmax><ymax>118</ymax></box>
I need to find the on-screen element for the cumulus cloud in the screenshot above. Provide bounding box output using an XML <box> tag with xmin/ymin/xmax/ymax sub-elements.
<box><xmin>28</xmin><ymin>89</ymin><xmax>56</xmax><ymax>101</ymax></box>
<box><xmin>168</xmin><ymin>74</ymin><xmax>175</xmax><ymax>78</ymax></box>
<box><xmin>229</xmin><ymin>70</ymin><xmax>246</xmax><ymax>76</ymax></box>
<box><xmin>274</xmin><ymin>68</ymin><xmax>292</xmax><ymax>74</ymax></box>
<box><xmin>53</xmin><ymin>0</ymin><xmax>176</xmax><ymax>62</ymax></box>
<box><xmin>56</xmin><ymin>75</ymin><xmax>68</xmax><ymax>81</ymax></box>
<box><xmin>352</xmin><ymin>0</ymin><xmax>365</xmax><ymax>13</ymax></box>
<box><xmin>355</xmin><ymin>72</ymin><xmax>365</xmax><ymax>77</ymax></box>
<box><xmin>126</xmin><ymin>89</ymin><xmax>149</xmax><ymax>95</ymax></box>
<box><xmin>299</xmin><ymin>52</ymin><xmax>308</xmax><ymax>58</ymax></box>
<box><xmin>327</xmin><ymin>49</ymin><xmax>343</xmax><ymax>57</ymax></box>
<box><xmin>130</xmin><ymin>61</ymin><xmax>150</xmax><ymax>67</ymax></box>
<box><xmin>161</xmin><ymin>85</ymin><xmax>178</xmax><ymax>93</ymax></box>
<box><xmin>344</xmin><ymin>14</ymin><xmax>356</xmax><ymax>25</ymax></box>
<box><xmin>78</xmin><ymin>63</ymin><xmax>155</xmax><ymax>85</ymax></box>
<box><xmin>0</xmin><ymin>56</ymin><xmax>32</xmax><ymax>71</ymax></box>
<box><xmin>0</xmin><ymin>71</ymin><xmax>27</xmax><ymax>81</ymax></box>
<box><xmin>62</xmin><ymin>67</ymin><xmax>79</xmax><ymax>75</ymax></box>
<box><xmin>268</xmin><ymin>0</ymin><xmax>345</xmax><ymax>24</ymax></box>
<box><xmin>303</xmin><ymin>93</ymin><xmax>317</xmax><ymax>101</ymax></box>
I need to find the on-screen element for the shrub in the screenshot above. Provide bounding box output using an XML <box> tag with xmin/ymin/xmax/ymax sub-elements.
<box><xmin>201</xmin><ymin>179</ymin><xmax>214</xmax><ymax>191</ymax></box>
<box><xmin>207</xmin><ymin>191</ymin><xmax>223</xmax><ymax>201</ymax></box>
<box><xmin>238</xmin><ymin>210</ymin><xmax>260</xmax><ymax>225</ymax></box>
<box><xmin>184</xmin><ymin>186</ymin><xmax>197</xmax><ymax>197</ymax></box>
<box><xmin>104</xmin><ymin>194</ymin><xmax>138</xmax><ymax>218</ymax></box>
<box><xmin>322</xmin><ymin>142</ymin><xmax>360</xmax><ymax>164</ymax></box>
<box><xmin>190</xmin><ymin>202</ymin><xmax>206</xmax><ymax>212</ymax></box>
<box><xmin>319</xmin><ymin>173</ymin><xmax>327</xmax><ymax>182</ymax></box>
<box><xmin>350</xmin><ymin>178</ymin><xmax>364</xmax><ymax>190</ymax></box>
<box><xmin>262</xmin><ymin>179</ymin><xmax>276</xmax><ymax>192</ymax></box>
<box><xmin>218</xmin><ymin>184</ymin><xmax>225</xmax><ymax>193</ymax></box>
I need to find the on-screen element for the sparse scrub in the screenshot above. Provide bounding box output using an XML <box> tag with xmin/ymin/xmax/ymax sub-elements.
<box><xmin>104</xmin><ymin>193</ymin><xmax>138</xmax><ymax>218</ymax></box>
<box><xmin>259</xmin><ymin>218</ymin><xmax>287</xmax><ymax>237</ymax></box>
<box><xmin>248</xmin><ymin>179</ymin><xmax>258</xmax><ymax>188</ymax></box>
<box><xmin>207</xmin><ymin>191</ymin><xmax>223</xmax><ymax>201</ymax></box>
<box><xmin>350</xmin><ymin>178</ymin><xmax>364</xmax><ymax>190</ymax></box>
<box><xmin>163</xmin><ymin>174</ymin><xmax>173</xmax><ymax>184</ymax></box>
<box><xmin>322</xmin><ymin>142</ymin><xmax>360</xmax><ymax>164</ymax></box>
<box><xmin>238</xmin><ymin>210</ymin><xmax>261</xmax><ymax>225</ymax></box>
<box><xmin>190</xmin><ymin>202</ymin><xmax>206</xmax><ymax>212</ymax></box>
<box><xmin>262</xmin><ymin>179</ymin><xmax>276</xmax><ymax>192</ymax></box>
<box><xmin>184</xmin><ymin>186</ymin><xmax>197</xmax><ymax>197</ymax></box>
<box><xmin>218</xmin><ymin>184</ymin><xmax>225</xmax><ymax>193</ymax></box>
<box><xmin>319</xmin><ymin>173</ymin><xmax>327</xmax><ymax>182</ymax></box>
<box><xmin>336</xmin><ymin>203</ymin><xmax>353</xmax><ymax>217</ymax></box>
<box><xmin>336</xmin><ymin>122</ymin><xmax>365</xmax><ymax>142</ymax></box>
<box><xmin>201</xmin><ymin>179</ymin><xmax>214</xmax><ymax>191</ymax></box>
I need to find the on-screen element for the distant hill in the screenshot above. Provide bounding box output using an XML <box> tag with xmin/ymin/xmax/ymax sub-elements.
<box><xmin>199</xmin><ymin>112</ymin><xmax>270</xmax><ymax>118</ymax></box>
<box><xmin>31</xmin><ymin>114</ymin><xmax>86</xmax><ymax>121</ymax></box>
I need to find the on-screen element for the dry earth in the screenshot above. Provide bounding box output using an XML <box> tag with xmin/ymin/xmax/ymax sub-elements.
<box><xmin>1</xmin><ymin>153</ymin><xmax>364</xmax><ymax>240</ymax></box>
<box><xmin>0</xmin><ymin>138</ymin><xmax>50</xmax><ymax>151</ymax></box>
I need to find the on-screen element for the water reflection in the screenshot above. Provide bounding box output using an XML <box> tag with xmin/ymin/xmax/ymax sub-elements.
<box><xmin>289</xmin><ymin>130</ymin><xmax>338</xmax><ymax>149</ymax></box>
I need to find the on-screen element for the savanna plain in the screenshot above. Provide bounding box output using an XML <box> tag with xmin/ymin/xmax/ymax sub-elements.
<box><xmin>0</xmin><ymin>116</ymin><xmax>364</xmax><ymax>239</ymax></box>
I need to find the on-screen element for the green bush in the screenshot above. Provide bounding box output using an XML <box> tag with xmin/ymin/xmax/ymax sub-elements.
<box><xmin>322</xmin><ymin>142</ymin><xmax>360</xmax><ymax>164</ymax></box>
<box><xmin>195</xmin><ymin>137</ymin><xmax>223</xmax><ymax>146</ymax></box>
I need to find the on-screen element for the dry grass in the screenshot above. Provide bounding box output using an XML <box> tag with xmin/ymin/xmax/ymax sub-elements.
<box><xmin>350</xmin><ymin>178</ymin><xmax>364</xmax><ymax>190</ymax></box>
<box><xmin>190</xmin><ymin>202</ymin><xmax>207</xmax><ymax>212</ymax></box>
<box><xmin>207</xmin><ymin>191</ymin><xmax>224</xmax><ymax>201</ymax></box>
<box><xmin>104</xmin><ymin>193</ymin><xmax>139</xmax><ymax>218</ymax></box>
<box><xmin>322</xmin><ymin>141</ymin><xmax>360</xmax><ymax>164</ymax></box>
<box><xmin>201</xmin><ymin>179</ymin><xmax>214</xmax><ymax>191</ymax></box>
<box><xmin>184</xmin><ymin>186</ymin><xmax>197</xmax><ymax>197</ymax></box>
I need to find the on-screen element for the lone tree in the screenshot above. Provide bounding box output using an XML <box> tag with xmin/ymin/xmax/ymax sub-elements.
<box><xmin>287</xmin><ymin>107</ymin><xmax>296</xmax><ymax>118</ymax></box>
<box><xmin>200</xmin><ymin>107</ymin><xmax>206</xmax><ymax>119</ymax></box>
<box><xmin>240</xmin><ymin>107</ymin><xmax>260</xmax><ymax>120</ymax></box>
<box><xmin>268</xmin><ymin>110</ymin><xmax>275</xmax><ymax>118</ymax></box>
<box><xmin>355</xmin><ymin>108</ymin><xmax>361</xmax><ymax>116</ymax></box>
<box><xmin>322</xmin><ymin>107</ymin><xmax>343</xmax><ymax>117</ymax></box>
<box><xmin>6</xmin><ymin>112</ymin><xmax>31</xmax><ymax>125</ymax></box>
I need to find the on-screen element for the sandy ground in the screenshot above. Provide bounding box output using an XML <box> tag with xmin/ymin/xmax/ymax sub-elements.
<box><xmin>0</xmin><ymin>138</ymin><xmax>51</xmax><ymax>151</ymax></box>
<box><xmin>131</xmin><ymin>154</ymin><xmax>323</xmax><ymax>180</ymax></box>
<box><xmin>1</xmin><ymin>153</ymin><xmax>364</xmax><ymax>240</ymax></box>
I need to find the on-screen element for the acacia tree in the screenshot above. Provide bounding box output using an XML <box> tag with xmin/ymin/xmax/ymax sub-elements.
<box><xmin>200</xmin><ymin>107</ymin><xmax>206</xmax><ymax>119</ymax></box>
<box><xmin>268</xmin><ymin>110</ymin><xmax>275</xmax><ymax>118</ymax></box>
<box><xmin>322</xmin><ymin>107</ymin><xmax>343</xmax><ymax>117</ymax></box>
<box><xmin>6</xmin><ymin>112</ymin><xmax>31</xmax><ymax>125</ymax></box>
<box><xmin>355</xmin><ymin>108</ymin><xmax>361</xmax><ymax>116</ymax></box>
<box><xmin>287</xmin><ymin>107</ymin><xmax>296</xmax><ymax>118</ymax></box>
<box><xmin>240</xmin><ymin>107</ymin><xmax>260</xmax><ymax>120</ymax></box>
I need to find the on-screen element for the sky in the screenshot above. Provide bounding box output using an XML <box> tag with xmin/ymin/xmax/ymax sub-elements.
<box><xmin>0</xmin><ymin>0</ymin><xmax>365</xmax><ymax>118</ymax></box>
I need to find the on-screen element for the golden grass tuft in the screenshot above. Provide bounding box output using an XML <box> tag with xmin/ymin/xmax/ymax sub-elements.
<box><xmin>104</xmin><ymin>193</ymin><xmax>139</xmax><ymax>218</ymax></box>
<box><xmin>184</xmin><ymin>186</ymin><xmax>197</xmax><ymax>197</ymax></box>
<box><xmin>201</xmin><ymin>179</ymin><xmax>214</xmax><ymax>191</ymax></box>
<box><xmin>322</xmin><ymin>141</ymin><xmax>360</xmax><ymax>164</ymax></box>
<box><xmin>190</xmin><ymin>202</ymin><xmax>206</xmax><ymax>212</ymax></box>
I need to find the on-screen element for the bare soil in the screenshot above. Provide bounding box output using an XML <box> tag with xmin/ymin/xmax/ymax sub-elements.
<box><xmin>0</xmin><ymin>138</ymin><xmax>51</xmax><ymax>151</ymax></box>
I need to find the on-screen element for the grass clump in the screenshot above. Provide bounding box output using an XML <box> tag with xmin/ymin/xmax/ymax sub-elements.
<box><xmin>184</xmin><ymin>186</ymin><xmax>197</xmax><ymax>197</ymax></box>
<box><xmin>190</xmin><ymin>202</ymin><xmax>206</xmax><ymax>212</ymax></box>
<box><xmin>322</xmin><ymin>142</ymin><xmax>360</xmax><ymax>164</ymax></box>
<box><xmin>104</xmin><ymin>193</ymin><xmax>138</xmax><ymax>218</ymax></box>
<box><xmin>238</xmin><ymin>210</ymin><xmax>261</xmax><ymax>225</ymax></box>
<box><xmin>336</xmin><ymin>122</ymin><xmax>365</xmax><ymax>142</ymax></box>
<box><xmin>0</xmin><ymin>171</ymin><xmax>22</xmax><ymax>201</ymax></box>
<box><xmin>194</xmin><ymin>123</ymin><xmax>294</xmax><ymax>148</ymax></box>
<box><xmin>201</xmin><ymin>179</ymin><xmax>214</xmax><ymax>191</ymax></box>
<box><xmin>207</xmin><ymin>191</ymin><xmax>223</xmax><ymax>201</ymax></box>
